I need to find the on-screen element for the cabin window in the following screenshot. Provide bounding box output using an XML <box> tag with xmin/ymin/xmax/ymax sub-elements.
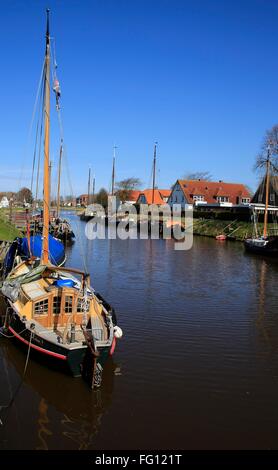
<box><xmin>34</xmin><ymin>299</ymin><xmax>48</xmax><ymax>315</ymax></box>
<box><xmin>65</xmin><ymin>296</ymin><xmax>73</xmax><ymax>314</ymax></box>
<box><xmin>53</xmin><ymin>296</ymin><xmax>61</xmax><ymax>314</ymax></box>
<box><xmin>77</xmin><ymin>298</ymin><xmax>90</xmax><ymax>313</ymax></box>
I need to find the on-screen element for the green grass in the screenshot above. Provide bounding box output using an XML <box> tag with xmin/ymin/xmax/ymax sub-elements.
<box><xmin>0</xmin><ymin>212</ymin><xmax>22</xmax><ymax>241</ymax></box>
<box><xmin>192</xmin><ymin>219</ymin><xmax>277</xmax><ymax>241</ymax></box>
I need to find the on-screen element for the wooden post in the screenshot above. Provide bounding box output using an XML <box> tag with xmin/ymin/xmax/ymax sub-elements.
<box><xmin>152</xmin><ymin>142</ymin><xmax>157</xmax><ymax>204</ymax></box>
<box><xmin>263</xmin><ymin>146</ymin><xmax>271</xmax><ymax>238</ymax></box>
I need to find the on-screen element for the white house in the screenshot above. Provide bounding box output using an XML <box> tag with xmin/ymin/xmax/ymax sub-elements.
<box><xmin>168</xmin><ymin>179</ymin><xmax>251</xmax><ymax>209</ymax></box>
<box><xmin>0</xmin><ymin>196</ymin><xmax>9</xmax><ymax>208</ymax></box>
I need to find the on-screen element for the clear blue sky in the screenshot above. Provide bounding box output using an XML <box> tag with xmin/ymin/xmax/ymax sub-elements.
<box><xmin>0</xmin><ymin>0</ymin><xmax>278</xmax><ymax>196</ymax></box>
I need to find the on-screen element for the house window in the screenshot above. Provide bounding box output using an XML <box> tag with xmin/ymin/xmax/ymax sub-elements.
<box><xmin>241</xmin><ymin>198</ymin><xmax>250</xmax><ymax>204</ymax></box>
<box><xmin>270</xmin><ymin>193</ymin><xmax>275</xmax><ymax>202</ymax></box>
<box><xmin>34</xmin><ymin>299</ymin><xmax>48</xmax><ymax>315</ymax></box>
<box><xmin>77</xmin><ymin>298</ymin><xmax>90</xmax><ymax>313</ymax></box>
<box><xmin>217</xmin><ymin>196</ymin><xmax>229</xmax><ymax>203</ymax></box>
<box><xmin>65</xmin><ymin>296</ymin><xmax>73</xmax><ymax>314</ymax></box>
<box><xmin>175</xmin><ymin>196</ymin><xmax>178</xmax><ymax>202</ymax></box>
<box><xmin>258</xmin><ymin>194</ymin><xmax>263</xmax><ymax>202</ymax></box>
<box><xmin>53</xmin><ymin>296</ymin><xmax>61</xmax><ymax>314</ymax></box>
<box><xmin>193</xmin><ymin>195</ymin><xmax>204</xmax><ymax>201</ymax></box>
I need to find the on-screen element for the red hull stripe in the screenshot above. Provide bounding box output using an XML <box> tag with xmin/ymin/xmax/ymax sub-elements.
<box><xmin>9</xmin><ymin>326</ymin><xmax>67</xmax><ymax>360</ymax></box>
<box><xmin>109</xmin><ymin>337</ymin><xmax>116</xmax><ymax>356</ymax></box>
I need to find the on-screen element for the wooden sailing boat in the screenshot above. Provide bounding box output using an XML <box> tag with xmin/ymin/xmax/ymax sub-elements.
<box><xmin>1</xmin><ymin>10</ymin><xmax>122</xmax><ymax>387</ymax></box>
<box><xmin>244</xmin><ymin>145</ymin><xmax>278</xmax><ymax>256</ymax></box>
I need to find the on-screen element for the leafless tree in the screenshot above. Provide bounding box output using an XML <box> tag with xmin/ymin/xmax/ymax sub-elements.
<box><xmin>183</xmin><ymin>171</ymin><xmax>213</xmax><ymax>181</ymax></box>
<box><xmin>255</xmin><ymin>124</ymin><xmax>278</xmax><ymax>174</ymax></box>
<box><xmin>16</xmin><ymin>187</ymin><xmax>33</xmax><ymax>203</ymax></box>
<box><xmin>115</xmin><ymin>177</ymin><xmax>142</xmax><ymax>202</ymax></box>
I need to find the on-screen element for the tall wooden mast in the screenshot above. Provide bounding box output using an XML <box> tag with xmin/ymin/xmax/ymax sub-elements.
<box><xmin>56</xmin><ymin>140</ymin><xmax>63</xmax><ymax>218</ymax></box>
<box><xmin>112</xmin><ymin>145</ymin><xmax>116</xmax><ymax>196</ymax></box>
<box><xmin>42</xmin><ymin>8</ymin><xmax>51</xmax><ymax>265</ymax></box>
<box><xmin>152</xmin><ymin>142</ymin><xmax>157</xmax><ymax>204</ymax></box>
<box><xmin>263</xmin><ymin>145</ymin><xmax>271</xmax><ymax>238</ymax></box>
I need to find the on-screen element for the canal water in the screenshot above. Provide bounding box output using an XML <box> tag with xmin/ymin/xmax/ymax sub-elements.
<box><xmin>0</xmin><ymin>212</ymin><xmax>278</xmax><ymax>450</ymax></box>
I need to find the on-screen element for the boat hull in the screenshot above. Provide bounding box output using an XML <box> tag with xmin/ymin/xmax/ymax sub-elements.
<box><xmin>7</xmin><ymin>311</ymin><xmax>111</xmax><ymax>378</ymax></box>
<box><xmin>244</xmin><ymin>237</ymin><xmax>278</xmax><ymax>257</ymax></box>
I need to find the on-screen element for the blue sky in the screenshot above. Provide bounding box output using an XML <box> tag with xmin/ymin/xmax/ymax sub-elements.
<box><xmin>0</xmin><ymin>0</ymin><xmax>278</xmax><ymax>196</ymax></box>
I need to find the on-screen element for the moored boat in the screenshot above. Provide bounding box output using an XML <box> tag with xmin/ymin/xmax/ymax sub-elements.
<box><xmin>244</xmin><ymin>144</ymin><xmax>278</xmax><ymax>257</ymax></box>
<box><xmin>0</xmin><ymin>9</ymin><xmax>123</xmax><ymax>388</ymax></box>
<box><xmin>216</xmin><ymin>234</ymin><xmax>227</xmax><ymax>241</ymax></box>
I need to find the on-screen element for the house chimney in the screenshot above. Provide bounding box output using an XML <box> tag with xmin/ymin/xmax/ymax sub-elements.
<box><xmin>219</xmin><ymin>180</ymin><xmax>222</xmax><ymax>183</ymax></box>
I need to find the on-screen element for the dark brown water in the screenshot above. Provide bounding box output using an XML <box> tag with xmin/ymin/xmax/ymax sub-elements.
<box><xmin>0</xmin><ymin>213</ymin><xmax>278</xmax><ymax>450</ymax></box>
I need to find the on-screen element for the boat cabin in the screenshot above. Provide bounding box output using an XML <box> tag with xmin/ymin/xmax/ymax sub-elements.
<box><xmin>9</xmin><ymin>262</ymin><xmax>107</xmax><ymax>340</ymax></box>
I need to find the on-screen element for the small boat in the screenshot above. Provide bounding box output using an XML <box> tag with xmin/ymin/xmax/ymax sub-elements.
<box><xmin>215</xmin><ymin>234</ymin><xmax>227</xmax><ymax>241</ymax></box>
<box><xmin>50</xmin><ymin>217</ymin><xmax>75</xmax><ymax>242</ymax></box>
<box><xmin>1</xmin><ymin>10</ymin><xmax>122</xmax><ymax>388</ymax></box>
<box><xmin>244</xmin><ymin>144</ymin><xmax>278</xmax><ymax>257</ymax></box>
<box><xmin>244</xmin><ymin>235</ymin><xmax>278</xmax><ymax>256</ymax></box>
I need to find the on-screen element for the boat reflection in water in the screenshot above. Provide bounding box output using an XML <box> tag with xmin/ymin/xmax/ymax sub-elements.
<box><xmin>0</xmin><ymin>340</ymin><xmax>118</xmax><ymax>450</ymax></box>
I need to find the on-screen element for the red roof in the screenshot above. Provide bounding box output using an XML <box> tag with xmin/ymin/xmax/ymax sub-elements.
<box><xmin>126</xmin><ymin>190</ymin><xmax>141</xmax><ymax>202</ymax></box>
<box><xmin>175</xmin><ymin>180</ymin><xmax>251</xmax><ymax>205</ymax></box>
<box><xmin>136</xmin><ymin>189</ymin><xmax>171</xmax><ymax>205</ymax></box>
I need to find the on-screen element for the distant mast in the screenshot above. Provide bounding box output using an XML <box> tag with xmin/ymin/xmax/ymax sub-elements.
<box><xmin>92</xmin><ymin>175</ymin><xmax>95</xmax><ymax>203</ymax></box>
<box><xmin>152</xmin><ymin>142</ymin><xmax>157</xmax><ymax>204</ymax></box>
<box><xmin>87</xmin><ymin>167</ymin><xmax>91</xmax><ymax>206</ymax></box>
<box><xmin>112</xmin><ymin>145</ymin><xmax>116</xmax><ymax>196</ymax></box>
<box><xmin>42</xmin><ymin>8</ymin><xmax>51</xmax><ymax>265</ymax></box>
<box><xmin>263</xmin><ymin>144</ymin><xmax>271</xmax><ymax>238</ymax></box>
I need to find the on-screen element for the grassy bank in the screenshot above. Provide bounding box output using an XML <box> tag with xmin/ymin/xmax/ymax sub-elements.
<box><xmin>192</xmin><ymin>219</ymin><xmax>276</xmax><ymax>241</ymax></box>
<box><xmin>0</xmin><ymin>212</ymin><xmax>22</xmax><ymax>241</ymax></box>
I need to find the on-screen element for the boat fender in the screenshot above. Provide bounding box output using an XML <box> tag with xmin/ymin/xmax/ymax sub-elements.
<box><xmin>114</xmin><ymin>326</ymin><xmax>123</xmax><ymax>339</ymax></box>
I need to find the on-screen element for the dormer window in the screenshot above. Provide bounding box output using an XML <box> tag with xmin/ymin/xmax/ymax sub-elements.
<box><xmin>217</xmin><ymin>196</ymin><xmax>229</xmax><ymax>203</ymax></box>
<box><xmin>193</xmin><ymin>195</ymin><xmax>204</xmax><ymax>201</ymax></box>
